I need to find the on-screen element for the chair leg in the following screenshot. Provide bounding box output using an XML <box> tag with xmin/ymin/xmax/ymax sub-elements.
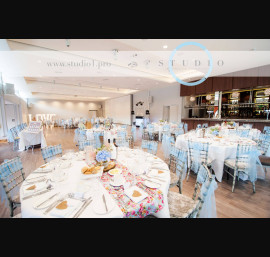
<box><xmin>179</xmin><ymin>180</ymin><xmax>182</xmax><ymax>194</ymax></box>
<box><xmin>186</xmin><ymin>167</ymin><xmax>191</xmax><ymax>181</ymax></box>
<box><xmin>252</xmin><ymin>182</ymin><xmax>256</xmax><ymax>193</ymax></box>
<box><xmin>232</xmin><ymin>170</ymin><xmax>237</xmax><ymax>193</ymax></box>
<box><xmin>9</xmin><ymin>202</ymin><xmax>14</xmax><ymax>217</ymax></box>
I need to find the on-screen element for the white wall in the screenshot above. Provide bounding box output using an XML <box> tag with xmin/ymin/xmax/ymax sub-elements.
<box><xmin>133</xmin><ymin>84</ymin><xmax>182</xmax><ymax>123</ymax></box>
<box><xmin>28</xmin><ymin>99</ymin><xmax>103</xmax><ymax>120</ymax></box>
<box><xmin>104</xmin><ymin>95</ymin><xmax>131</xmax><ymax>125</ymax></box>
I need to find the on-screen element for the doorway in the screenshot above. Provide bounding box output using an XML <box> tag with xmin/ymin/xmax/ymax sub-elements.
<box><xmin>89</xmin><ymin>110</ymin><xmax>97</xmax><ymax>119</ymax></box>
<box><xmin>169</xmin><ymin>105</ymin><xmax>178</xmax><ymax>123</ymax></box>
<box><xmin>5</xmin><ymin>103</ymin><xmax>17</xmax><ymax>130</ymax></box>
<box><xmin>163</xmin><ymin>106</ymin><xmax>170</xmax><ymax>122</ymax></box>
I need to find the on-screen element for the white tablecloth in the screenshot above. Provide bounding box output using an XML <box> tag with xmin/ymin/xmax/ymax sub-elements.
<box><xmin>175</xmin><ymin>133</ymin><xmax>259</xmax><ymax>182</ymax></box>
<box><xmin>19</xmin><ymin>129</ymin><xmax>47</xmax><ymax>151</ymax></box>
<box><xmin>20</xmin><ymin>148</ymin><xmax>170</xmax><ymax>218</ymax></box>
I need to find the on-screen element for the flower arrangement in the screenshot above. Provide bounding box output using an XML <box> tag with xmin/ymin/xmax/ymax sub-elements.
<box><xmin>209</xmin><ymin>126</ymin><xmax>221</xmax><ymax>136</ymax></box>
<box><xmin>95</xmin><ymin>145</ymin><xmax>112</xmax><ymax>166</ymax></box>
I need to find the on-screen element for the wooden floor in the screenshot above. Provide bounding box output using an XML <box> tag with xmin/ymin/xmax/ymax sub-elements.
<box><xmin>1</xmin><ymin>126</ymin><xmax>270</xmax><ymax>218</ymax></box>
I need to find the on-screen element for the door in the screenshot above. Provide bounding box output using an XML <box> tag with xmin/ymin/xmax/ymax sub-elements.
<box><xmin>163</xmin><ymin>106</ymin><xmax>170</xmax><ymax>122</ymax></box>
<box><xmin>89</xmin><ymin>110</ymin><xmax>97</xmax><ymax>119</ymax></box>
<box><xmin>5</xmin><ymin>104</ymin><xmax>16</xmax><ymax>129</ymax></box>
<box><xmin>170</xmin><ymin>105</ymin><xmax>178</xmax><ymax>123</ymax></box>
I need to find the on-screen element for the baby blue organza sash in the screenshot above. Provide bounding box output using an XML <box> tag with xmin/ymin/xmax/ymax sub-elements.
<box><xmin>198</xmin><ymin>176</ymin><xmax>218</xmax><ymax>218</ymax></box>
<box><xmin>131</xmin><ymin>126</ymin><xmax>136</xmax><ymax>141</ymax></box>
<box><xmin>190</xmin><ymin>141</ymin><xmax>203</xmax><ymax>174</ymax></box>
<box><xmin>162</xmin><ymin>134</ymin><xmax>171</xmax><ymax>159</ymax></box>
<box><xmin>240</xmin><ymin>149</ymin><xmax>265</xmax><ymax>182</ymax></box>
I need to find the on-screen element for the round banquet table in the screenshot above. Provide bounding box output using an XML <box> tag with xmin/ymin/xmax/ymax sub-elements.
<box><xmin>18</xmin><ymin>128</ymin><xmax>47</xmax><ymax>151</ymax></box>
<box><xmin>145</xmin><ymin>123</ymin><xmax>178</xmax><ymax>141</ymax></box>
<box><xmin>175</xmin><ymin>131</ymin><xmax>259</xmax><ymax>182</ymax></box>
<box><xmin>20</xmin><ymin>147</ymin><xmax>170</xmax><ymax>218</ymax></box>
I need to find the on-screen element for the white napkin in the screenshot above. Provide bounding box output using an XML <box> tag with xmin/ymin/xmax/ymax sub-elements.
<box><xmin>22</xmin><ymin>182</ymin><xmax>47</xmax><ymax>197</ymax></box>
<box><xmin>49</xmin><ymin>198</ymin><xmax>83</xmax><ymax>218</ymax></box>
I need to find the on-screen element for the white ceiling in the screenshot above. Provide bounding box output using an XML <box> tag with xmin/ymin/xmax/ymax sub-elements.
<box><xmin>4</xmin><ymin>39</ymin><xmax>270</xmax><ymax>102</ymax></box>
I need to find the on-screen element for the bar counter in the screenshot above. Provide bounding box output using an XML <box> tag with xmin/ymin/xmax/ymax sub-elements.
<box><xmin>182</xmin><ymin>118</ymin><xmax>270</xmax><ymax>132</ymax></box>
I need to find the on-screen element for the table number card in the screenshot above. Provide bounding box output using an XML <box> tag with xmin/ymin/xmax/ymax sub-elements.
<box><xmin>27</xmin><ymin>121</ymin><xmax>42</xmax><ymax>133</ymax></box>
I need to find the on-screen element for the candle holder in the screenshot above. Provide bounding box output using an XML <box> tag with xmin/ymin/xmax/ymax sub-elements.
<box><xmin>265</xmin><ymin>110</ymin><xmax>270</xmax><ymax>120</ymax></box>
<box><xmin>207</xmin><ymin>111</ymin><xmax>214</xmax><ymax>119</ymax></box>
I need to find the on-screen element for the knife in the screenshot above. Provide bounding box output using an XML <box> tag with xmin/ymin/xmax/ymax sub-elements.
<box><xmin>22</xmin><ymin>189</ymin><xmax>51</xmax><ymax>200</ymax></box>
<box><xmin>102</xmin><ymin>194</ymin><xmax>108</xmax><ymax>213</ymax></box>
<box><xmin>36</xmin><ymin>193</ymin><xmax>59</xmax><ymax>208</ymax></box>
<box><xmin>73</xmin><ymin>197</ymin><xmax>93</xmax><ymax>218</ymax></box>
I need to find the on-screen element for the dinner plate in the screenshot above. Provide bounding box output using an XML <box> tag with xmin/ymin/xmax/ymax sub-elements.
<box><xmin>49</xmin><ymin>198</ymin><xmax>84</xmax><ymax>218</ymax></box>
<box><xmin>109</xmin><ymin>178</ymin><xmax>124</xmax><ymax>187</ymax></box>
<box><xmin>148</xmin><ymin>169</ymin><xmax>166</xmax><ymax>178</ymax></box>
<box><xmin>108</xmin><ymin>168</ymin><xmax>122</xmax><ymax>176</ymax></box>
<box><xmin>144</xmin><ymin>180</ymin><xmax>160</xmax><ymax>189</ymax></box>
<box><xmin>124</xmin><ymin>185</ymin><xmax>148</xmax><ymax>203</ymax></box>
<box><xmin>80</xmin><ymin>166</ymin><xmax>104</xmax><ymax>180</ymax></box>
<box><xmin>91</xmin><ymin>193</ymin><xmax>115</xmax><ymax>215</ymax></box>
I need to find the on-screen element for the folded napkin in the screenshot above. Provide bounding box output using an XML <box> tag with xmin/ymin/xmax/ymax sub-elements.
<box><xmin>150</xmin><ymin>163</ymin><xmax>168</xmax><ymax>170</ymax></box>
<box><xmin>22</xmin><ymin>182</ymin><xmax>47</xmax><ymax>197</ymax></box>
<box><xmin>49</xmin><ymin>198</ymin><xmax>83</xmax><ymax>218</ymax></box>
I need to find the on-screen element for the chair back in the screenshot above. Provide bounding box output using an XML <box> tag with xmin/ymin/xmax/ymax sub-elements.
<box><xmin>243</xmin><ymin>123</ymin><xmax>253</xmax><ymax>129</ymax></box>
<box><xmin>41</xmin><ymin>144</ymin><xmax>63</xmax><ymax>163</ymax></box>
<box><xmin>0</xmin><ymin>157</ymin><xmax>25</xmax><ymax>204</ymax></box>
<box><xmin>184</xmin><ymin>123</ymin><xmax>188</xmax><ymax>133</ymax></box>
<box><xmin>115</xmin><ymin>138</ymin><xmax>129</xmax><ymax>148</ymax></box>
<box><xmin>10</xmin><ymin>127</ymin><xmax>19</xmax><ymax>140</ymax></box>
<box><xmin>263</xmin><ymin>126</ymin><xmax>270</xmax><ymax>135</ymax></box>
<box><xmin>78</xmin><ymin>140</ymin><xmax>96</xmax><ymax>151</ymax></box>
<box><xmin>117</xmin><ymin>130</ymin><xmax>127</xmax><ymax>139</ymax></box>
<box><xmin>202</xmin><ymin>123</ymin><xmax>208</xmax><ymax>128</ymax></box>
<box><xmin>169</xmin><ymin>147</ymin><xmax>188</xmax><ymax>187</ymax></box>
<box><xmin>257</xmin><ymin>134</ymin><xmax>270</xmax><ymax>155</ymax></box>
<box><xmin>141</xmin><ymin>140</ymin><xmax>158</xmax><ymax>155</ymax></box>
<box><xmin>237</xmin><ymin>129</ymin><xmax>250</xmax><ymax>138</ymax></box>
<box><xmin>187</xmin><ymin>140</ymin><xmax>209</xmax><ymax>174</ymax></box>
<box><xmin>78</xmin><ymin>129</ymin><xmax>87</xmax><ymax>141</ymax></box>
<box><xmin>191</xmin><ymin>164</ymin><xmax>217</xmax><ymax>218</ymax></box>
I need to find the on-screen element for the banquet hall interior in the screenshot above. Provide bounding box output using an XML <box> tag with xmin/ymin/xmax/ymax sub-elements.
<box><xmin>0</xmin><ymin>39</ymin><xmax>270</xmax><ymax>218</ymax></box>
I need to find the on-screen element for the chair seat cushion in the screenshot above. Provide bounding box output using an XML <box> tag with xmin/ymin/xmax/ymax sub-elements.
<box><xmin>168</xmin><ymin>191</ymin><xmax>199</xmax><ymax>218</ymax></box>
<box><xmin>11</xmin><ymin>194</ymin><xmax>21</xmax><ymax>204</ymax></box>
<box><xmin>170</xmin><ymin>172</ymin><xmax>179</xmax><ymax>186</ymax></box>
<box><xmin>259</xmin><ymin>155</ymin><xmax>270</xmax><ymax>166</ymax></box>
<box><xmin>224</xmin><ymin>159</ymin><xmax>247</xmax><ymax>170</ymax></box>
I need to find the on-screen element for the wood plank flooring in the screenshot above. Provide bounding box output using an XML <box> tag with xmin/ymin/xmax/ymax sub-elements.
<box><xmin>0</xmin><ymin>126</ymin><xmax>270</xmax><ymax>218</ymax></box>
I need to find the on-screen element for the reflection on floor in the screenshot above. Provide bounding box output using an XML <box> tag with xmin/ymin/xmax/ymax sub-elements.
<box><xmin>0</xmin><ymin>126</ymin><xmax>269</xmax><ymax>218</ymax></box>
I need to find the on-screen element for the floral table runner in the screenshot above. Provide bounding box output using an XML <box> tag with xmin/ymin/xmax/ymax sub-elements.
<box><xmin>100</xmin><ymin>163</ymin><xmax>164</xmax><ymax>218</ymax></box>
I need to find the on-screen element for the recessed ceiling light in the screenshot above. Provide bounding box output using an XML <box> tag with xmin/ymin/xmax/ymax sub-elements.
<box><xmin>163</xmin><ymin>45</ymin><xmax>168</xmax><ymax>49</ymax></box>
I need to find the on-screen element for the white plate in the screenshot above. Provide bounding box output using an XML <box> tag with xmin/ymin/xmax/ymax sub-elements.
<box><xmin>124</xmin><ymin>185</ymin><xmax>148</xmax><ymax>203</ymax></box>
<box><xmin>91</xmin><ymin>193</ymin><xmax>115</xmax><ymax>215</ymax></box>
<box><xmin>49</xmin><ymin>198</ymin><xmax>84</xmax><ymax>218</ymax></box>
<box><xmin>109</xmin><ymin>179</ymin><xmax>124</xmax><ymax>187</ymax></box>
<box><xmin>22</xmin><ymin>182</ymin><xmax>48</xmax><ymax>197</ymax></box>
<box><xmin>33</xmin><ymin>192</ymin><xmax>60</xmax><ymax>210</ymax></box>
<box><xmin>80</xmin><ymin>166</ymin><xmax>104</xmax><ymax>180</ymax></box>
<box><xmin>108</xmin><ymin>168</ymin><xmax>122</xmax><ymax>176</ymax></box>
<box><xmin>148</xmin><ymin>169</ymin><xmax>166</xmax><ymax>178</ymax></box>
<box><xmin>144</xmin><ymin>180</ymin><xmax>160</xmax><ymax>189</ymax></box>
<box><xmin>38</xmin><ymin>164</ymin><xmax>53</xmax><ymax>172</ymax></box>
